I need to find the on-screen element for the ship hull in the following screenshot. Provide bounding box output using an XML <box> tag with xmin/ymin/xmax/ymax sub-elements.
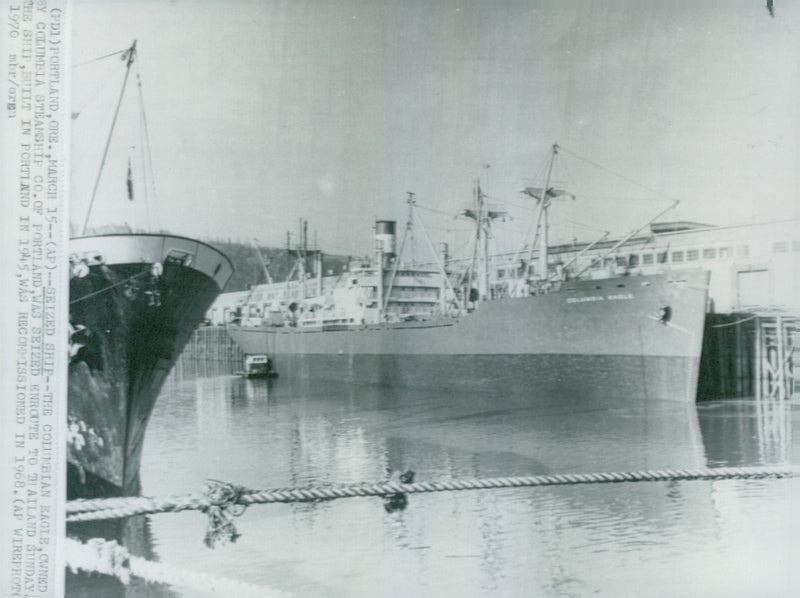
<box><xmin>229</xmin><ymin>269</ymin><xmax>709</xmax><ymax>402</ymax></box>
<box><xmin>67</xmin><ymin>234</ymin><xmax>232</xmax><ymax>498</ymax></box>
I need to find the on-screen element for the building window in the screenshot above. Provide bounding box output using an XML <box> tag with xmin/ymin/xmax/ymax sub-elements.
<box><xmin>629</xmin><ymin>254</ymin><xmax>640</xmax><ymax>267</ymax></box>
<box><xmin>657</xmin><ymin>252</ymin><xmax>667</xmax><ymax>264</ymax></box>
<box><xmin>497</xmin><ymin>269</ymin><xmax>505</xmax><ymax>279</ymax></box>
<box><xmin>702</xmin><ymin>248</ymin><xmax>716</xmax><ymax>260</ymax></box>
<box><xmin>686</xmin><ymin>249</ymin><xmax>699</xmax><ymax>261</ymax></box>
<box><xmin>642</xmin><ymin>253</ymin><xmax>654</xmax><ymax>265</ymax></box>
<box><xmin>718</xmin><ymin>247</ymin><xmax>731</xmax><ymax>259</ymax></box>
<box><xmin>616</xmin><ymin>256</ymin><xmax>627</xmax><ymax>267</ymax></box>
<box><xmin>671</xmin><ymin>251</ymin><xmax>684</xmax><ymax>263</ymax></box>
<box><xmin>773</xmin><ymin>241</ymin><xmax>789</xmax><ymax>253</ymax></box>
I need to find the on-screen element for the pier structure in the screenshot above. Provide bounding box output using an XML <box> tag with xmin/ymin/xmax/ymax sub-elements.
<box><xmin>699</xmin><ymin>311</ymin><xmax>798</xmax><ymax>401</ymax></box>
<box><xmin>753</xmin><ymin>313</ymin><xmax>798</xmax><ymax>400</ymax></box>
<box><xmin>174</xmin><ymin>325</ymin><xmax>245</xmax><ymax>378</ymax></box>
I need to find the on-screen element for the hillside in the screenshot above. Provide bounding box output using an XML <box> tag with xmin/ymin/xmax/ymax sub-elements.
<box><xmin>205</xmin><ymin>239</ymin><xmax>352</xmax><ymax>293</ymax></box>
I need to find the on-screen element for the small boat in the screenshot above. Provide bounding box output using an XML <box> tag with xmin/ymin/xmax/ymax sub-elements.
<box><xmin>235</xmin><ymin>354</ymin><xmax>278</xmax><ymax>378</ymax></box>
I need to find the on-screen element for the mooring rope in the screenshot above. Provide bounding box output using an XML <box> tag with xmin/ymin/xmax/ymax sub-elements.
<box><xmin>69</xmin><ymin>268</ymin><xmax>150</xmax><ymax>304</ymax></box>
<box><xmin>65</xmin><ymin>537</ymin><xmax>289</xmax><ymax>596</ymax></box>
<box><xmin>66</xmin><ymin>465</ymin><xmax>797</xmax><ymax>523</ymax></box>
<box><xmin>711</xmin><ymin>315</ymin><xmax>758</xmax><ymax>328</ymax></box>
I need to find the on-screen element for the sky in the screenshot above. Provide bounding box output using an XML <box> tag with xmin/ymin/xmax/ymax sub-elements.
<box><xmin>71</xmin><ymin>0</ymin><xmax>799</xmax><ymax>259</ymax></box>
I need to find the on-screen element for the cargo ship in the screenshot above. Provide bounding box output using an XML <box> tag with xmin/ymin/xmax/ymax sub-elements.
<box><xmin>227</xmin><ymin>147</ymin><xmax>710</xmax><ymax>403</ymax></box>
<box><xmin>67</xmin><ymin>42</ymin><xmax>233</xmax><ymax>498</ymax></box>
<box><xmin>67</xmin><ymin>235</ymin><xmax>232</xmax><ymax>497</ymax></box>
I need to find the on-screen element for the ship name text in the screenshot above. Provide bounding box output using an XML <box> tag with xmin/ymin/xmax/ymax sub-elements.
<box><xmin>566</xmin><ymin>293</ymin><xmax>634</xmax><ymax>304</ymax></box>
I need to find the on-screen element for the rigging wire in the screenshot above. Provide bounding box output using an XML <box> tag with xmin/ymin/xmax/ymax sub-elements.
<box><xmin>424</xmin><ymin>224</ymin><xmax>476</xmax><ymax>234</ymax></box>
<box><xmin>72</xmin><ymin>47</ymin><xmax>129</xmax><ymax>68</ymax></box>
<box><xmin>558</xmin><ymin>145</ymin><xmax>680</xmax><ymax>203</ymax></box>
<box><xmin>135</xmin><ymin>59</ymin><xmax>159</xmax><ymax>230</ymax></box>
<box><xmin>415</xmin><ymin>203</ymin><xmax>459</xmax><ymax>218</ymax></box>
<box><xmin>81</xmin><ymin>41</ymin><xmax>138</xmax><ymax>235</ymax></box>
<box><xmin>71</xmin><ymin>59</ymin><xmax>126</xmax><ymax>120</ymax></box>
<box><xmin>521</xmin><ymin>149</ymin><xmax>553</xmax><ymax>188</ymax></box>
<box><xmin>491</xmin><ymin>195</ymin><xmax>609</xmax><ymax>241</ymax></box>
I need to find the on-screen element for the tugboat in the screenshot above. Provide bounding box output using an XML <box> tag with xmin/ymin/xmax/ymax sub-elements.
<box><xmin>236</xmin><ymin>353</ymin><xmax>278</xmax><ymax>378</ymax></box>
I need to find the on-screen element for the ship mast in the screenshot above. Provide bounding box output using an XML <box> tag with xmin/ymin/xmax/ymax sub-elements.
<box><xmin>382</xmin><ymin>193</ymin><xmax>415</xmax><ymax>313</ymax></box>
<box><xmin>522</xmin><ymin>143</ymin><xmax>558</xmax><ymax>283</ymax></box>
<box><xmin>539</xmin><ymin>146</ymin><xmax>556</xmax><ymax>281</ymax></box>
<box><xmin>465</xmin><ymin>182</ymin><xmax>481</xmax><ymax>305</ymax></box>
<box><xmin>251</xmin><ymin>238</ymin><xmax>274</xmax><ymax>285</ymax></box>
<box><xmin>480</xmin><ymin>182</ymin><xmax>490</xmax><ymax>300</ymax></box>
<box><xmin>460</xmin><ymin>175</ymin><xmax>506</xmax><ymax>304</ymax></box>
<box><xmin>383</xmin><ymin>193</ymin><xmax>464</xmax><ymax>314</ymax></box>
<box><xmin>81</xmin><ymin>40</ymin><xmax>138</xmax><ymax>235</ymax></box>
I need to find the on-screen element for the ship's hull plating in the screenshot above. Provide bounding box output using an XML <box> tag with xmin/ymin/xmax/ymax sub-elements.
<box><xmin>229</xmin><ymin>269</ymin><xmax>709</xmax><ymax>402</ymax></box>
<box><xmin>67</xmin><ymin>234</ymin><xmax>232</xmax><ymax>498</ymax></box>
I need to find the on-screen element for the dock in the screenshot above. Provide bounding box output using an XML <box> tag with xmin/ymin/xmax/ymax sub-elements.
<box><xmin>699</xmin><ymin>311</ymin><xmax>798</xmax><ymax>401</ymax></box>
<box><xmin>174</xmin><ymin>326</ymin><xmax>245</xmax><ymax>378</ymax></box>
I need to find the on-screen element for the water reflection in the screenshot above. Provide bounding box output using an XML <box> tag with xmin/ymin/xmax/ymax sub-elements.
<box><xmin>70</xmin><ymin>368</ymin><xmax>799</xmax><ymax>597</ymax></box>
<box><xmin>698</xmin><ymin>398</ymin><xmax>793</xmax><ymax>466</ymax></box>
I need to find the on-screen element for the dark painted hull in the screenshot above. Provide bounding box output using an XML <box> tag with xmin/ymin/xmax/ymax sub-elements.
<box><xmin>229</xmin><ymin>269</ymin><xmax>709</xmax><ymax>402</ymax></box>
<box><xmin>67</xmin><ymin>234</ymin><xmax>232</xmax><ymax>498</ymax></box>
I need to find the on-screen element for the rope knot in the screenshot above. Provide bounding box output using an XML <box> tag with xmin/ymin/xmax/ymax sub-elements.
<box><xmin>383</xmin><ymin>469</ymin><xmax>414</xmax><ymax>513</ymax></box>
<box><xmin>201</xmin><ymin>479</ymin><xmax>248</xmax><ymax>548</ymax></box>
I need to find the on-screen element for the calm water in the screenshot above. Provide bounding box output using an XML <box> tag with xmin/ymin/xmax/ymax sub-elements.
<box><xmin>71</xmin><ymin>368</ymin><xmax>800</xmax><ymax>597</ymax></box>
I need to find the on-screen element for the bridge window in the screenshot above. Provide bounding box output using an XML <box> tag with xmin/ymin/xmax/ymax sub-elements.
<box><xmin>686</xmin><ymin>249</ymin><xmax>699</xmax><ymax>261</ymax></box>
<box><xmin>671</xmin><ymin>251</ymin><xmax>684</xmax><ymax>263</ymax></box>
<box><xmin>702</xmin><ymin>248</ymin><xmax>716</xmax><ymax>259</ymax></box>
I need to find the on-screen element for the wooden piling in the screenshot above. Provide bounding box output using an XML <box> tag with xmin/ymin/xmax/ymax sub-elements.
<box><xmin>755</xmin><ymin>317</ymin><xmax>762</xmax><ymax>400</ymax></box>
<box><xmin>776</xmin><ymin>315</ymin><xmax>785</xmax><ymax>399</ymax></box>
<box><xmin>698</xmin><ymin>312</ymin><xmax>797</xmax><ymax>401</ymax></box>
<box><xmin>171</xmin><ymin>326</ymin><xmax>246</xmax><ymax>377</ymax></box>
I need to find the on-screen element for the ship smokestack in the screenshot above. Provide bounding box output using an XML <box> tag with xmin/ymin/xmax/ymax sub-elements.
<box><xmin>375</xmin><ymin>220</ymin><xmax>396</xmax><ymax>258</ymax></box>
